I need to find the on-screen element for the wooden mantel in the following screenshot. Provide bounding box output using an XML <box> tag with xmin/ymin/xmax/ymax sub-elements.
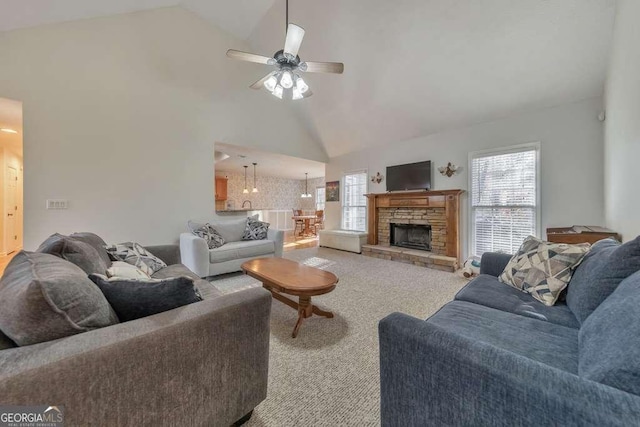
<box><xmin>365</xmin><ymin>190</ymin><xmax>464</xmax><ymax>261</ymax></box>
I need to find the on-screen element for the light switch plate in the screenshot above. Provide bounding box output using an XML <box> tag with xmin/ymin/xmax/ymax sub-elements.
<box><xmin>46</xmin><ymin>199</ymin><xmax>69</xmax><ymax>209</ymax></box>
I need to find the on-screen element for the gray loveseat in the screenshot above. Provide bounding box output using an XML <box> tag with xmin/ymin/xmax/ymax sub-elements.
<box><xmin>380</xmin><ymin>237</ymin><xmax>640</xmax><ymax>426</ymax></box>
<box><xmin>0</xmin><ymin>237</ymin><xmax>271</xmax><ymax>427</ymax></box>
<box><xmin>180</xmin><ymin>217</ymin><xmax>284</xmax><ymax>277</ymax></box>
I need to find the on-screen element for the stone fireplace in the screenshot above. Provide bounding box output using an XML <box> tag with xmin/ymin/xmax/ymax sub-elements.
<box><xmin>362</xmin><ymin>190</ymin><xmax>463</xmax><ymax>272</ymax></box>
<box><xmin>390</xmin><ymin>223</ymin><xmax>432</xmax><ymax>251</ymax></box>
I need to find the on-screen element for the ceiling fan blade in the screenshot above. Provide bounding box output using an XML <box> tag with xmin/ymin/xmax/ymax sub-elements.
<box><xmin>250</xmin><ymin>72</ymin><xmax>277</xmax><ymax>90</ymax></box>
<box><xmin>283</xmin><ymin>24</ymin><xmax>305</xmax><ymax>58</ymax></box>
<box><xmin>302</xmin><ymin>61</ymin><xmax>344</xmax><ymax>74</ymax></box>
<box><xmin>226</xmin><ymin>49</ymin><xmax>273</xmax><ymax>65</ymax></box>
<box><xmin>302</xmin><ymin>89</ymin><xmax>313</xmax><ymax>99</ymax></box>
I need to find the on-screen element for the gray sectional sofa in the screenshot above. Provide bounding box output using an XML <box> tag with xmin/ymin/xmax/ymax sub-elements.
<box><xmin>379</xmin><ymin>238</ymin><xmax>640</xmax><ymax>426</ymax></box>
<box><xmin>180</xmin><ymin>217</ymin><xmax>284</xmax><ymax>277</ymax></box>
<box><xmin>0</xmin><ymin>236</ymin><xmax>271</xmax><ymax>427</ymax></box>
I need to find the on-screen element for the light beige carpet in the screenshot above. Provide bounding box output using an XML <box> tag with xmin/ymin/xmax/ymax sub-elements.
<box><xmin>210</xmin><ymin>247</ymin><xmax>468</xmax><ymax>426</ymax></box>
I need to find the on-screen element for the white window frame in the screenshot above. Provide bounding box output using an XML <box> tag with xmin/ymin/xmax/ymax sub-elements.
<box><xmin>315</xmin><ymin>187</ymin><xmax>326</xmax><ymax>212</ymax></box>
<box><xmin>341</xmin><ymin>170</ymin><xmax>368</xmax><ymax>232</ymax></box>
<box><xmin>468</xmin><ymin>142</ymin><xmax>541</xmax><ymax>257</ymax></box>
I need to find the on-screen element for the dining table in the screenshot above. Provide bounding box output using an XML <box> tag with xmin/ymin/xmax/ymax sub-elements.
<box><xmin>292</xmin><ymin>215</ymin><xmax>318</xmax><ymax>237</ymax></box>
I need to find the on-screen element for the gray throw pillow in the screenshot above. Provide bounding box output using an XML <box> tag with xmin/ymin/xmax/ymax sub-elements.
<box><xmin>37</xmin><ymin>233</ymin><xmax>109</xmax><ymax>275</ymax></box>
<box><xmin>0</xmin><ymin>251</ymin><xmax>119</xmax><ymax>346</ymax></box>
<box><xmin>105</xmin><ymin>242</ymin><xmax>167</xmax><ymax>276</ymax></box>
<box><xmin>188</xmin><ymin>221</ymin><xmax>225</xmax><ymax>249</ymax></box>
<box><xmin>70</xmin><ymin>232</ymin><xmax>112</xmax><ymax>267</ymax></box>
<box><xmin>89</xmin><ymin>274</ymin><xmax>203</xmax><ymax>322</ymax></box>
<box><xmin>242</xmin><ymin>215</ymin><xmax>270</xmax><ymax>241</ymax></box>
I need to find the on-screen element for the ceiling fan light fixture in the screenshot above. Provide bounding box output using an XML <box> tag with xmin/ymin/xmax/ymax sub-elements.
<box><xmin>280</xmin><ymin>70</ymin><xmax>294</xmax><ymax>89</ymax></box>
<box><xmin>292</xmin><ymin>87</ymin><xmax>303</xmax><ymax>100</ymax></box>
<box><xmin>272</xmin><ymin>84</ymin><xmax>284</xmax><ymax>99</ymax></box>
<box><xmin>264</xmin><ymin>75</ymin><xmax>278</xmax><ymax>92</ymax></box>
<box><xmin>295</xmin><ymin>76</ymin><xmax>309</xmax><ymax>94</ymax></box>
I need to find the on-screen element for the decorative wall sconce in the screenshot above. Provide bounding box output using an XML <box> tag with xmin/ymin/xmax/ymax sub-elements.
<box><xmin>371</xmin><ymin>172</ymin><xmax>384</xmax><ymax>184</ymax></box>
<box><xmin>438</xmin><ymin>162</ymin><xmax>460</xmax><ymax>177</ymax></box>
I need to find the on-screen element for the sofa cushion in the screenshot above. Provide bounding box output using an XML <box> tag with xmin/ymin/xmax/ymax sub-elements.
<box><xmin>37</xmin><ymin>233</ymin><xmax>109</xmax><ymax>275</ymax></box>
<box><xmin>567</xmin><ymin>236</ymin><xmax>640</xmax><ymax>324</ymax></box>
<box><xmin>455</xmin><ymin>274</ymin><xmax>580</xmax><ymax>329</ymax></box>
<box><xmin>499</xmin><ymin>236</ymin><xmax>590</xmax><ymax>306</ymax></box>
<box><xmin>210</xmin><ymin>218</ymin><xmax>248</xmax><ymax>243</ymax></box>
<box><xmin>69</xmin><ymin>232</ymin><xmax>112</xmax><ymax>267</ymax></box>
<box><xmin>89</xmin><ymin>274</ymin><xmax>202</xmax><ymax>322</ymax></box>
<box><xmin>428</xmin><ymin>301</ymin><xmax>579</xmax><ymax>372</ymax></box>
<box><xmin>0</xmin><ymin>251</ymin><xmax>119</xmax><ymax>346</ymax></box>
<box><xmin>105</xmin><ymin>242</ymin><xmax>167</xmax><ymax>276</ymax></box>
<box><xmin>209</xmin><ymin>240</ymin><xmax>275</xmax><ymax>263</ymax></box>
<box><xmin>579</xmin><ymin>270</ymin><xmax>640</xmax><ymax>395</ymax></box>
<box><xmin>152</xmin><ymin>264</ymin><xmax>222</xmax><ymax>299</ymax></box>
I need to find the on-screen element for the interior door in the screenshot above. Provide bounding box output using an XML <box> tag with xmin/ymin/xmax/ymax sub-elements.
<box><xmin>6</xmin><ymin>166</ymin><xmax>18</xmax><ymax>254</ymax></box>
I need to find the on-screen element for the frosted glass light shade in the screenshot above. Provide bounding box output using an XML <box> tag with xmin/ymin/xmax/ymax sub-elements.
<box><xmin>296</xmin><ymin>76</ymin><xmax>309</xmax><ymax>94</ymax></box>
<box><xmin>264</xmin><ymin>75</ymin><xmax>278</xmax><ymax>92</ymax></box>
<box><xmin>272</xmin><ymin>84</ymin><xmax>284</xmax><ymax>99</ymax></box>
<box><xmin>280</xmin><ymin>71</ymin><xmax>294</xmax><ymax>89</ymax></box>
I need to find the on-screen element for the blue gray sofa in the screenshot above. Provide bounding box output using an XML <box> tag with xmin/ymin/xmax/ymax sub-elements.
<box><xmin>379</xmin><ymin>237</ymin><xmax>640</xmax><ymax>426</ymax></box>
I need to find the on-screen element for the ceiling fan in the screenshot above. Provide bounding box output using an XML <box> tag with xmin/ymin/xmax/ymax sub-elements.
<box><xmin>226</xmin><ymin>0</ymin><xmax>344</xmax><ymax>100</ymax></box>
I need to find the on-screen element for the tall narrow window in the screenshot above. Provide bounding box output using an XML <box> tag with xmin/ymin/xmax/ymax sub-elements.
<box><xmin>342</xmin><ymin>171</ymin><xmax>368</xmax><ymax>231</ymax></box>
<box><xmin>316</xmin><ymin>187</ymin><xmax>326</xmax><ymax>211</ymax></box>
<box><xmin>470</xmin><ymin>144</ymin><xmax>539</xmax><ymax>256</ymax></box>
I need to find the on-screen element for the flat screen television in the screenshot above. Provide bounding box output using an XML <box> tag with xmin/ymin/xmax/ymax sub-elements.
<box><xmin>386</xmin><ymin>161</ymin><xmax>431</xmax><ymax>191</ymax></box>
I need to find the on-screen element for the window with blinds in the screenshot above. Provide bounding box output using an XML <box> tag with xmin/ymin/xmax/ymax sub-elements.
<box><xmin>316</xmin><ymin>187</ymin><xmax>326</xmax><ymax>211</ymax></box>
<box><xmin>342</xmin><ymin>171</ymin><xmax>368</xmax><ymax>231</ymax></box>
<box><xmin>470</xmin><ymin>145</ymin><xmax>539</xmax><ymax>256</ymax></box>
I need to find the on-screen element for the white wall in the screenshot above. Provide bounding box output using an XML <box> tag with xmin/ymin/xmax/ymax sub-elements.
<box><xmin>604</xmin><ymin>0</ymin><xmax>640</xmax><ymax>241</ymax></box>
<box><xmin>326</xmin><ymin>97</ymin><xmax>605</xmax><ymax>258</ymax></box>
<box><xmin>0</xmin><ymin>7</ymin><xmax>327</xmax><ymax>249</ymax></box>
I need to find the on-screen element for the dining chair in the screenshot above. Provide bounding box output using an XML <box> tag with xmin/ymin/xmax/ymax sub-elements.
<box><xmin>313</xmin><ymin>210</ymin><xmax>324</xmax><ymax>234</ymax></box>
<box><xmin>292</xmin><ymin>209</ymin><xmax>304</xmax><ymax>237</ymax></box>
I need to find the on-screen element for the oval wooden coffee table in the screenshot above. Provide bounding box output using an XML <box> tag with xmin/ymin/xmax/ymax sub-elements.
<box><xmin>242</xmin><ymin>257</ymin><xmax>338</xmax><ymax>338</ymax></box>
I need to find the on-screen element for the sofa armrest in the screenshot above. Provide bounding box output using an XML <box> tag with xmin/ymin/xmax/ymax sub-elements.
<box><xmin>268</xmin><ymin>228</ymin><xmax>284</xmax><ymax>258</ymax></box>
<box><xmin>180</xmin><ymin>232</ymin><xmax>209</xmax><ymax>277</ymax></box>
<box><xmin>379</xmin><ymin>312</ymin><xmax>640</xmax><ymax>427</ymax></box>
<box><xmin>0</xmin><ymin>287</ymin><xmax>272</xmax><ymax>426</ymax></box>
<box><xmin>480</xmin><ymin>252</ymin><xmax>512</xmax><ymax>276</ymax></box>
<box><xmin>143</xmin><ymin>244</ymin><xmax>181</xmax><ymax>265</ymax></box>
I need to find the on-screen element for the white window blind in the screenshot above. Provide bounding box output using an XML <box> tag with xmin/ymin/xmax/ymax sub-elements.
<box><xmin>316</xmin><ymin>187</ymin><xmax>326</xmax><ymax>211</ymax></box>
<box><xmin>471</xmin><ymin>146</ymin><xmax>538</xmax><ymax>256</ymax></box>
<box><xmin>342</xmin><ymin>172</ymin><xmax>367</xmax><ymax>231</ymax></box>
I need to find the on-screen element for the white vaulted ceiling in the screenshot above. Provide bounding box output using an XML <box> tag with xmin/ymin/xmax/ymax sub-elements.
<box><xmin>0</xmin><ymin>0</ymin><xmax>617</xmax><ymax>158</ymax></box>
<box><xmin>249</xmin><ymin>0</ymin><xmax>617</xmax><ymax>157</ymax></box>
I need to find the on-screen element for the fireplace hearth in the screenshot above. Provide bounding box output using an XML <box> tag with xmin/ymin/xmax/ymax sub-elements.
<box><xmin>390</xmin><ymin>223</ymin><xmax>432</xmax><ymax>251</ymax></box>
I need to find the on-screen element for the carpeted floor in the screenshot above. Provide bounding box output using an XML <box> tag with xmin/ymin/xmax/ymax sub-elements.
<box><xmin>210</xmin><ymin>247</ymin><xmax>468</xmax><ymax>426</ymax></box>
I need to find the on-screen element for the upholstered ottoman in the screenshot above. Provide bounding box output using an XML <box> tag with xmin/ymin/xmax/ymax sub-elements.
<box><xmin>319</xmin><ymin>230</ymin><xmax>368</xmax><ymax>253</ymax></box>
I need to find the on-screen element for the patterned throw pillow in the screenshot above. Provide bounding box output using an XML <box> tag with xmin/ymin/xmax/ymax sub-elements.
<box><xmin>242</xmin><ymin>215</ymin><xmax>270</xmax><ymax>241</ymax></box>
<box><xmin>105</xmin><ymin>242</ymin><xmax>167</xmax><ymax>276</ymax></box>
<box><xmin>106</xmin><ymin>261</ymin><xmax>151</xmax><ymax>279</ymax></box>
<box><xmin>499</xmin><ymin>236</ymin><xmax>591</xmax><ymax>306</ymax></box>
<box><xmin>188</xmin><ymin>221</ymin><xmax>225</xmax><ymax>249</ymax></box>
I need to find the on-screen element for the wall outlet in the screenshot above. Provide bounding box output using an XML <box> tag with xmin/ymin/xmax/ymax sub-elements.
<box><xmin>46</xmin><ymin>199</ymin><xmax>69</xmax><ymax>209</ymax></box>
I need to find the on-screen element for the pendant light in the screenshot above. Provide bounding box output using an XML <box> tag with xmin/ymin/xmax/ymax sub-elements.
<box><xmin>301</xmin><ymin>173</ymin><xmax>312</xmax><ymax>198</ymax></box>
<box><xmin>252</xmin><ymin>163</ymin><xmax>259</xmax><ymax>193</ymax></box>
<box><xmin>243</xmin><ymin>166</ymin><xmax>249</xmax><ymax>194</ymax></box>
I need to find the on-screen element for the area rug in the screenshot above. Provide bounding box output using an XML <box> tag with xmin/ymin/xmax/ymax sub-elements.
<box><xmin>210</xmin><ymin>247</ymin><xmax>467</xmax><ymax>426</ymax></box>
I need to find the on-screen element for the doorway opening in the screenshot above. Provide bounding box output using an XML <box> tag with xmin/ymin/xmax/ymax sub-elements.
<box><xmin>0</xmin><ymin>97</ymin><xmax>24</xmax><ymax>275</ymax></box>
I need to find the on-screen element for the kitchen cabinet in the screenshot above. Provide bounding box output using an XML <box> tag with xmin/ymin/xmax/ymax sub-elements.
<box><xmin>215</xmin><ymin>177</ymin><xmax>228</xmax><ymax>201</ymax></box>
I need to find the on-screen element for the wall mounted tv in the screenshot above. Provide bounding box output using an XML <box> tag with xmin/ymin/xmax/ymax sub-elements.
<box><xmin>386</xmin><ymin>161</ymin><xmax>432</xmax><ymax>191</ymax></box>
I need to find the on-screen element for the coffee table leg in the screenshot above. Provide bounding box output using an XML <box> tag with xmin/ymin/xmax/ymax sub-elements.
<box><xmin>312</xmin><ymin>305</ymin><xmax>334</xmax><ymax>318</ymax></box>
<box><xmin>292</xmin><ymin>296</ymin><xmax>312</xmax><ymax>338</ymax></box>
